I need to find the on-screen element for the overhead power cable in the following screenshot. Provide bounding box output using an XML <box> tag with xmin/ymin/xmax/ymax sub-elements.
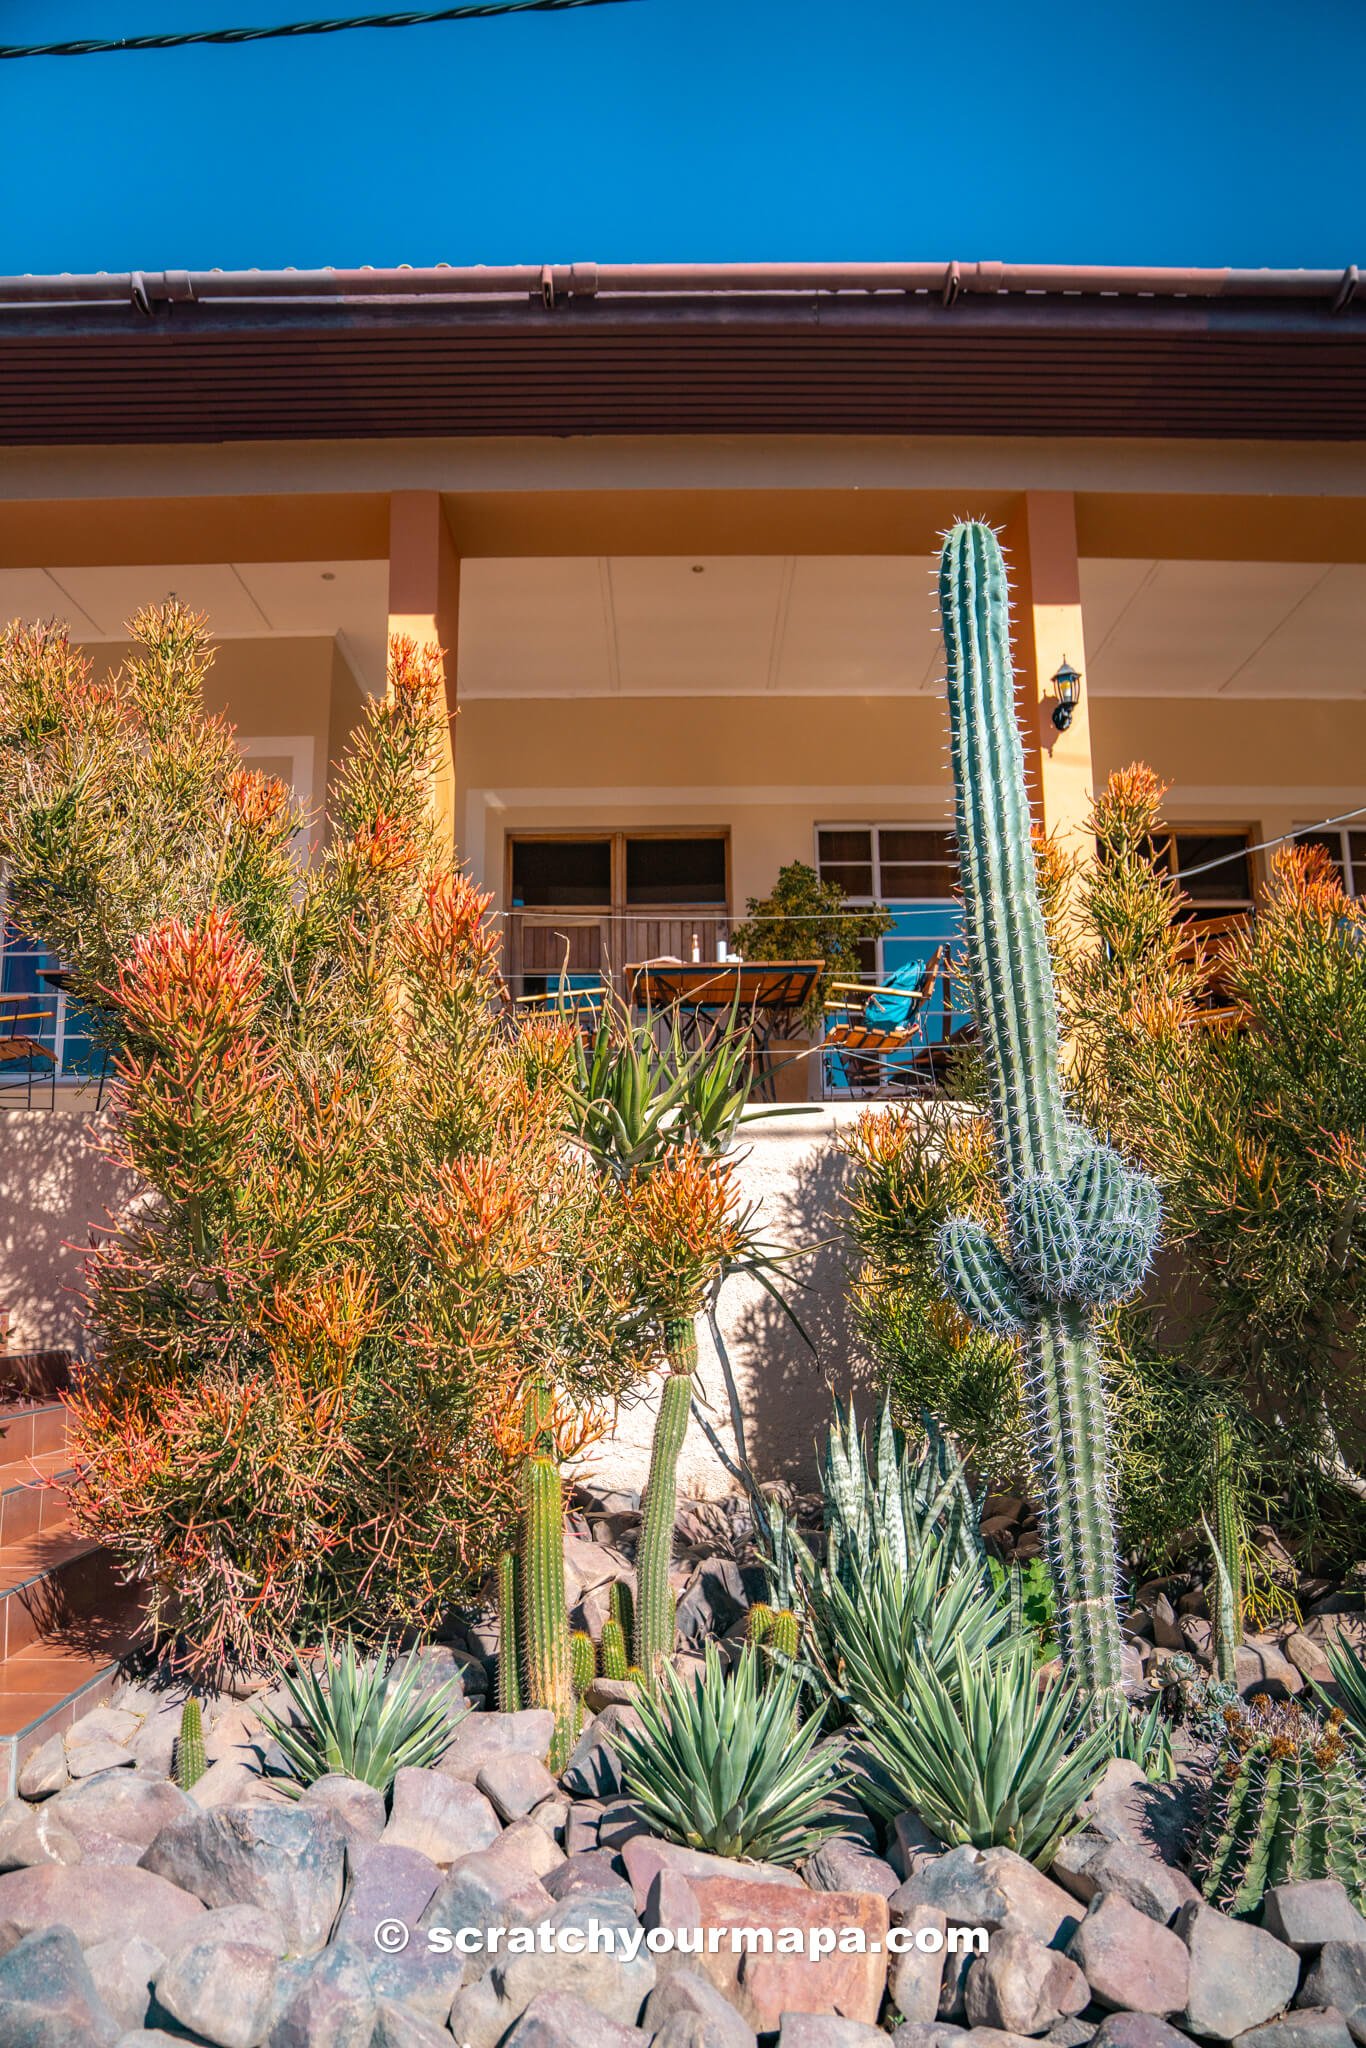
<box><xmin>0</xmin><ymin>0</ymin><xmax>638</xmax><ymax>61</ymax></box>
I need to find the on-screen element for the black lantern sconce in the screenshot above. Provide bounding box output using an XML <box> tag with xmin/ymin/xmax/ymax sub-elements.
<box><xmin>1051</xmin><ymin>658</ymin><xmax>1083</xmax><ymax>732</ymax></box>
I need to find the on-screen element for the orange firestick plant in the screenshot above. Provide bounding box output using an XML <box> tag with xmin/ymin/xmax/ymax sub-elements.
<box><xmin>0</xmin><ymin>606</ymin><xmax>654</xmax><ymax>1675</ymax></box>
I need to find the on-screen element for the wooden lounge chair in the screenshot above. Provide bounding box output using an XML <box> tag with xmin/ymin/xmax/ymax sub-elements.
<box><xmin>822</xmin><ymin>948</ymin><xmax>949</xmax><ymax>1097</ymax></box>
<box><xmin>0</xmin><ymin>994</ymin><xmax>57</xmax><ymax>1109</ymax></box>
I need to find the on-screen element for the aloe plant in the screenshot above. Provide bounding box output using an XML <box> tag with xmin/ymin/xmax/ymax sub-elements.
<box><xmin>259</xmin><ymin>1632</ymin><xmax>463</xmax><ymax>1793</ymax></box>
<box><xmin>1320</xmin><ymin>1633</ymin><xmax>1366</xmax><ymax>1746</ymax></box>
<box><xmin>853</xmin><ymin>1631</ymin><xmax>1115</xmax><ymax>1866</ymax></box>
<box><xmin>615</xmin><ymin>1642</ymin><xmax>849</xmax><ymax>1864</ymax></box>
<box><xmin>934</xmin><ymin>520</ymin><xmax>1160</xmax><ymax>1701</ymax></box>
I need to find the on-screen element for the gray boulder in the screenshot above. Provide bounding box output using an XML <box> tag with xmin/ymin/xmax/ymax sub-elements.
<box><xmin>1300</xmin><ymin>1945</ymin><xmax>1366</xmax><ymax>2045</ymax></box>
<box><xmin>0</xmin><ymin>1861</ymin><xmax>204</xmax><ymax>1955</ymax></box>
<box><xmin>1238</xmin><ymin>2016</ymin><xmax>1357</xmax><ymax>2048</ymax></box>
<box><xmin>1052</xmin><ymin>1836</ymin><xmax>1198</xmax><ymax>1926</ymax></box>
<box><xmin>1067</xmin><ymin>1892</ymin><xmax>1191</xmax><ymax>2016</ymax></box>
<box><xmin>543</xmin><ymin>1850</ymin><xmax>635</xmax><ymax>1910</ymax></box>
<box><xmin>1175</xmin><ymin>1900</ymin><xmax>1300</xmax><ymax>2041</ymax></box>
<box><xmin>139</xmin><ymin>1803</ymin><xmax>346</xmax><ymax>1953</ymax></box>
<box><xmin>805</xmin><ymin>1837</ymin><xmax>900</xmax><ymax>1899</ymax></box>
<box><xmin>367</xmin><ymin>1934</ymin><xmax>467</xmax><ymax>2026</ymax></box>
<box><xmin>438</xmin><ymin>1711</ymin><xmax>554</xmax><ymax>1783</ymax></box>
<box><xmin>15</xmin><ymin>1732</ymin><xmax>69</xmax><ymax>1801</ymax></box>
<box><xmin>297</xmin><ymin>1773</ymin><xmax>387</xmax><ymax>1845</ymax></box>
<box><xmin>642</xmin><ymin>1966</ymin><xmax>757</xmax><ymax>2048</ymax></box>
<box><xmin>889</xmin><ymin>1904</ymin><xmax>949</xmax><ymax>2025</ymax></box>
<box><xmin>85</xmin><ymin>1934</ymin><xmax>166</xmax><ymax>2033</ymax></box>
<box><xmin>964</xmin><ymin>1930</ymin><xmax>1089</xmax><ymax>2036</ymax></box>
<box><xmin>382</xmin><ymin>1767</ymin><xmax>499</xmax><ymax>1865</ymax></box>
<box><xmin>50</xmin><ymin>1771</ymin><xmax>194</xmax><ymax>1853</ymax></box>
<box><xmin>152</xmin><ymin>1931</ymin><xmax>278</xmax><ymax>2048</ymax></box>
<box><xmin>333</xmin><ymin>1839</ymin><xmax>442</xmax><ymax>1948</ymax></box>
<box><xmin>0</xmin><ymin>1923</ymin><xmax>120</xmax><ymax>2044</ymax></box>
<box><xmin>778</xmin><ymin>2019</ymin><xmax>888</xmax><ymax>2048</ymax></box>
<box><xmin>503</xmin><ymin>1989</ymin><xmax>650</xmax><ymax>2048</ymax></box>
<box><xmin>266</xmin><ymin>1938</ymin><xmax>377</xmax><ymax>2048</ymax></box>
<box><xmin>477</xmin><ymin>1752</ymin><xmax>560</xmax><ymax>1823</ymax></box>
<box><xmin>371</xmin><ymin>2000</ymin><xmax>454</xmax><ymax>2047</ymax></box>
<box><xmin>1088</xmin><ymin>2018</ymin><xmax>1192</xmax><ymax>2048</ymax></box>
<box><xmin>0</xmin><ymin>1794</ymin><xmax>84</xmax><ymax>1872</ymax></box>
<box><xmin>490</xmin><ymin>1892</ymin><xmax>655</xmax><ymax>2031</ymax></box>
<box><xmin>561</xmin><ymin>1706</ymin><xmax>642</xmax><ymax>1799</ymax></box>
<box><xmin>1263</xmin><ymin>1881</ymin><xmax>1366</xmax><ymax>1953</ymax></box>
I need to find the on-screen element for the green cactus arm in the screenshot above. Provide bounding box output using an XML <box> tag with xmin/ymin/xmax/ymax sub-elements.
<box><xmin>570</xmin><ymin>1630</ymin><xmax>596</xmax><ymax>1699</ymax></box>
<box><xmin>770</xmin><ymin>1608</ymin><xmax>801</xmax><ymax>1661</ymax></box>
<box><xmin>175</xmin><ymin>1698</ymin><xmax>206</xmax><ymax>1791</ymax></box>
<box><xmin>609</xmin><ymin>1577</ymin><xmax>635</xmax><ymax>1643</ymax></box>
<box><xmin>937</xmin><ymin>1216</ymin><xmax>1030</xmax><ymax>1337</ymax></box>
<box><xmin>940</xmin><ymin>521</ymin><xmax>1070</xmax><ymax>1188</ymax></box>
<box><xmin>1028</xmin><ymin>1303</ymin><xmax>1124</xmax><ymax>1696</ymax></box>
<box><xmin>1210</xmin><ymin>1416</ymin><xmax>1245</xmax><ymax>1655</ymax></box>
<box><xmin>747</xmin><ymin>1602</ymin><xmax>776</xmax><ymax>1646</ymax></box>
<box><xmin>1234</xmin><ymin>1755</ymin><xmax>1285</xmax><ymax>1918</ymax></box>
<box><xmin>519</xmin><ymin>1383</ymin><xmax>577</xmax><ymax>1771</ymax></box>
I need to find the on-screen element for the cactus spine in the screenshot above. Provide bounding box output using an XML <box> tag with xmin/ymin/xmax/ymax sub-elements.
<box><xmin>519</xmin><ymin>1381</ymin><xmax>577</xmax><ymax>1770</ymax></box>
<box><xmin>934</xmin><ymin>521</ymin><xmax>1160</xmax><ymax>1703</ymax></box>
<box><xmin>570</xmin><ymin>1630</ymin><xmax>596</xmax><ymax>1699</ymax></box>
<box><xmin>609</xmin><ymin>1578</ymin><xmax>634</xmax><ymax>1646</ymax></box>
<box><xmin>497</xmin><ymin>1550</ymin><xmax>524</xmax><ymax>1713</ymax></box>
<box><xmin>174</xmin><ymin>1697</ymin><xmax>205</xmax><ymax>1791</ymax></box>
<box><xmin>634</xmin><ymin>1318</ymin><xmax>695</xmax><ymax>1681</ymax></box>
<box><xmin>600</xmin><ymin>1617</ymin><xmax>630</xmax><ymax>1682</ymax></box>
<box><xmin>1210</xmin><ymin>1413</ymin><xmax>1244</xmax><ymax>1680</ymax></box>
<box><xmin>747</xmin><ymin>1602</ymin><xmax>777</xmax><ymax>1646</ymax></box>
<box><xmin>1195</xmin><ymin>1698</ymin><xmax>1366</xmax><ymax>1915</ymax></box>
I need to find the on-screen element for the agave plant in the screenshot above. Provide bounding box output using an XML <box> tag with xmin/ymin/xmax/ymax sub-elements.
<box><xmin>1321</xmin><ymin>1633</ymin><xmax>1366</xmax><ymax>1745</ymax></box>
<box><xmin>259</xmin><ymin>1633</ymin><xmax>465</xmax><ymax>1794</ymax></box>
<box><xmin>853</xmin><ymin>1633</ymin><xmax>1115</xmax><ymax>1867</ymax></box>
<box><xmin>822</xmin><ymin>1538</ymin><xmax>1014</xmax><ymax>1720</ymax></box>
<box><xmin>614</xmin><ymin>1642</ymin><xmax>848</xmax><ymax>1864</ymax></box>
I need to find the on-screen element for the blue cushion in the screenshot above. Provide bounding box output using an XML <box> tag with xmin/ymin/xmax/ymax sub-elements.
<box><xmin>863</xmin><ymin>960</ymin><xmax>929</xmax><ymax>1030</ymax></box>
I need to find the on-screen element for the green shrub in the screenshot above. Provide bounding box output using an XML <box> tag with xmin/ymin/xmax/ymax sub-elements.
<box><xmin>730</xmin><ymin>860</ymin><xmax>892</xmax><ymax>1031</ymax></box>
<box><xmin>615</xmin><ymin>1642</ymin><xmax>848</xmax><ymax>1864</ymax></box>
<box><xmin>259</xmin><ymin>1632</ymin><xmax>463</xmax><ymax>1793</ymax></box>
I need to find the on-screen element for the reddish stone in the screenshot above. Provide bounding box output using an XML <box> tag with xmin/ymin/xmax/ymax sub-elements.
<box><xmin>656</xmin><ymin>1874</ymin><xmax>889</xmax><ymax>2033</ymax></box>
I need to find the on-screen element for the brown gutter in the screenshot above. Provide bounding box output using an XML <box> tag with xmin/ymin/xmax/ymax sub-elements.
<box><xmin>0</xmin><ymin>259</ymin><xmax>1359</xmax><ymax>313</ymax></box>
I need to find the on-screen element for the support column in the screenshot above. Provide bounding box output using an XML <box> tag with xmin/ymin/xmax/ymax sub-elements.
<box><xmin>387</xmin><ymin>490</ymin><xmax>460</xmax><ymax>851</ymax></box>
<box><xmin>1002</xmin><ymin>491</ymin><xmax>1096</xmax><ymax>861</ymax></box>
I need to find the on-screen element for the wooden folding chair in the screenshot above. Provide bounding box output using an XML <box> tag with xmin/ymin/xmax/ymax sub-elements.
<box><xmin>0</xmin><ymin>993</ymin><xmax>57</xmax><ymax>1109</ymax></box>
<box><xmin>821</xmin><ymin>948</ymin><xmax>948</xmax><ymax>1097</ymax></box>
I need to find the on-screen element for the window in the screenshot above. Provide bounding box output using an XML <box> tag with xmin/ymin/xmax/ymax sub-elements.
<box><xmin>1294</xmin><ymin>826</ymin><xmax>1366</xmax><ymax>898</ymax></box>
<box><xmin>625</xmin><ymin>837</ymin><xmax>727</xmax><ymax>907</ymax></box>
<box><xmin>511</xmin><ymin>839</ymin><xmax>611</xmax><ymax>908</ymax></box>
<box><xmin>817</xmin><ymin>826</ymin><xmax>960</xmax><ymax>980</ymax></box>
<box><xmin>1148</xmin><ymin>832</ymin><xmax>1255</xmax><ymax>919</ymax></box>
<box><xmin>0</xmin><ymin>912</ymin><xmax>103</xmax><ymax>1084</ymax></box>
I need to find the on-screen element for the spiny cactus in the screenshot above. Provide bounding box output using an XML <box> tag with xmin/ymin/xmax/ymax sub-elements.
<box><xmin>625</xmin><ymin>1665</ymin><xmax>647</xmax><ymax>1686</ymax></box>
<box><xmin>1195</xmin><ymin>1696</ymin><xmax>1366</xmax><ymax>1915</ymax></box>
<box><xmin>519</xmin><ymin>1381</ymin><xmax>577</xmax><ymax>1770</ymax></box>
<box><xmin>497</xmin><ymin>1550</ymin><xmax>524</xmax><ymax>1713</ymax></box>
<box><xmin>609</xmin><ymin>1577</ymin><xmax>635</xmax><ymax>1646</ymax></box>
<box><xmin>1209</xmin><ymin>1413</ymin><xmax>1244</xmax><ymax>1680</ymax></box>
<box><xmin>600</xmin><ymin>1617</ymin><xmax>630</xmax><ymax>1682</ymax></box>
<box><xmin>174</xmin><ymin>1697</ymin><xmax>206</xmax><ymax>1791</ymax></box>
<box><xmin>747</xmin><ymin>1603</ymin><xmax>800</xmax><ymax>1661</ymax></box>
<box><xmin>747</xmin><ymin>1602</ymin><xmax>777</xmax><ymax>1645</ymax></box>
<box><xmin>570</xmin><ymin>1630</ymin><xmax>596</xmax><ymax>1700</ymax></box>
<box><xmin>634</xmin><ymin>1320</ymin><xmax>695</xmax><ymax>1681</ymax></box>
<box><xmin>934</xmin><ymin>521</ymin><xmax>1160</xmax><ymax>1702</ymax></box>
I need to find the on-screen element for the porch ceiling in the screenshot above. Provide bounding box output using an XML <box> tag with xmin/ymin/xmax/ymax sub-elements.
<box><xmin>3</xmin><ymin>552</ymin><xmax>1363</xmax><ymax>703</ymax></box>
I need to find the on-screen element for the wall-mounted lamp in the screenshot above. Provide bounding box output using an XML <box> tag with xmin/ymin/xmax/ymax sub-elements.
<box><xmin>1051</xmin><ymin>658</ymin><xmax>1083</xmax><ymax>732</ymax></box>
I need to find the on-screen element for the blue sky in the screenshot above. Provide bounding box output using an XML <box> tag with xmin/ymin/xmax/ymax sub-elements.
<box><xmin>1</xmin><ymin>0</ymin><xmax>1361</xmax><ymax>274</ymax></box>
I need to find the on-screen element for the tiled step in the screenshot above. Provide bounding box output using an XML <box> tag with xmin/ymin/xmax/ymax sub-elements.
<box><xmin>0</xmin><ymin>1349</ymin><xmax>73</xmax><ymax>1403</ymax></box>
<box><xmin>0</xmin><ymin>1588</ymin><xmax>146</xmax><ymax>1796</ymax></box>
<box><xmin>0</xmin><ymin>1526</ymin><xmax>122</xmax><ymax>1663</ymax></box>
<box><xmin>0</xmin><ymin>1400</ymin><xmax>69</xmax><ymax>1469</ymax></box>
<box><xmin>0</xmin><ymin>1450</ymin><xmax>72</xmax><ymax>1547</ymax></box>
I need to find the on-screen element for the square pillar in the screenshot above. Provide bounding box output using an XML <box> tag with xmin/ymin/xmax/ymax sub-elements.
<box><xmin>387</xmin><ymin>490</ymin><xmax>460</xmax><ymax>849</ymax></box>
<box><xmin>1001</xmin><ymin>491</ymin><xmax>1096</xmax><ymax>860</ymax></box>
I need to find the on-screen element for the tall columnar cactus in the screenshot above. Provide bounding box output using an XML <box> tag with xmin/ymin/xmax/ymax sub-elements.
<box><xmin>496</xmin><ymin>1550</ymin><xmax>524</xmax><ymax>1713</ymax></box>
<box><xmin>634</xmin><ymin>1318</ymin><xmax>695</xmax><ymax>1681</ymax></box>
<box><xmin>1195</xmin><ymin>1698</ymin><xmax>1366</xmax><ymax>1915</ymax></box>
<box><xmin>1209</xmin><ymin>1413</ymin><xmax>1244</xmax><ymax>1679</ymax></box>
<box><xmin>174</xmin><ymin>1697</ymin><xmax>206</xmax><ymax>1791</ymax></box>
<box><xmin>934</xmin><ymin>521</ymin><xmax>1160</xmax><ymax>1702</ymax></box>
<box><xmin>600</xmin><ymin>1617</ymin><xmax>630</xmax><ymax>1682</ymax></box>
<box><xmin>519</xmin><ymin>1382</ymin><xmax>577</xmax><ymax>1770</ymax></box>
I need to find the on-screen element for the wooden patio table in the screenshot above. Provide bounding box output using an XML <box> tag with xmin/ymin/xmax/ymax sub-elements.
<box><xmin>625</xmin><ymin>959</ymin><xmax>823</xmax><ymax>1099</ymax></box>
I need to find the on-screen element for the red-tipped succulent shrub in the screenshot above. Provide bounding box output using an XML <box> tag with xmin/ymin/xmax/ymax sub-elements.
<box><xmin>0</xmin><ymin>604</ymin><xmax>650</xmax><ymax>1674</ymax></box>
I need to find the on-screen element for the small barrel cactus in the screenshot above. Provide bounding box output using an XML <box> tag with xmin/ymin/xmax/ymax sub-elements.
<box><xmin>747</xmin><ymin>1602</ymin><xmax>777</xmax><ymax>1646</ymax></box>
<box><xmin>1195</xmin><ymin>1696</ymin><xmax>1366</xmax><ymax>1915</ymax></box>
<box><xmin>748</xmin><ymin>1603</ymin><xmax>800</xmax><ymax>1661</ymax></box>
<box><xmin>174</xmin><ymin>1697</ymin><xmax>206</xmax><ymax>1791</ymax></box>
<box><xmin>934</xmin><ymin>521</ymin><xmax>1161</xmax><ymax>1700</ymax></box>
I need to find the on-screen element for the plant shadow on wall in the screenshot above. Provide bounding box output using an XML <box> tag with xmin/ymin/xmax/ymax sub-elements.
<box><xmin>0</xmin><ymin>605</ymin><xmax>667</xmax><ymax>1679</ymax></box>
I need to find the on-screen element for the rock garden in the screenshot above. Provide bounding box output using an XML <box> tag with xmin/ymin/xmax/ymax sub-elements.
<box><xmin>1</xmin><ymin>525</ymin><xmax>1365</xmax><ymax>2046</ymax></box>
